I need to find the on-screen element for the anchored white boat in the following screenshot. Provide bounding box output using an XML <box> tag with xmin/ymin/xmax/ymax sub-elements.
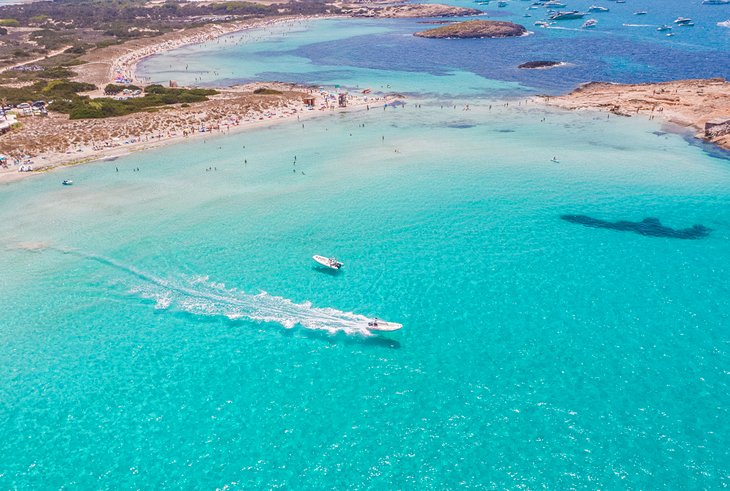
<box><xmin>366</xmin><ymin>319</ymin><xmax>403</xmax><ymax>332</ymax></box>
<box><xmin>313</xmin><ymin>255</ymin><xmax>343</xmax><ymax>270</ymax></box>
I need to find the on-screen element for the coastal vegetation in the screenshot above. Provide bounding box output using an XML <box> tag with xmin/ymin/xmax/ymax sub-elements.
<box><xmin>414</xmin><ymin>20</ymin><xmax>527</xmax><ymax>39</ymax></box>
<box><xmin>0</xmin><ymin>79</ymin><xmax>217</xmax><ymax>119</ymax></box>
<box><xmin>253</xmin><ymin>87</ymin><xmax>283</xmax><ymax>95</ymax></box>
<box><xmin>56</xmin><ymin>85</ymin><xmax>219</xmax><ymax>119</ymax></box>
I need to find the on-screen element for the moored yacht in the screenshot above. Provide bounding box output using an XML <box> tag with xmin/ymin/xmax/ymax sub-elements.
<box><xmin>588</xmin><ymin>5</ymin><xmax>609</xmax><ymax>12</ymax></box>
<box><xmin>549</xmin><ymin>10</ymin><xmax>586</xmax><ymax>20</ymax></box>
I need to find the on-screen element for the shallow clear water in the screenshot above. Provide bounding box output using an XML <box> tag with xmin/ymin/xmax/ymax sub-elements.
<box><xmin>3</xmin><ymin>5</ymin><xmax>730</xmax><ymax>489</ymax></box>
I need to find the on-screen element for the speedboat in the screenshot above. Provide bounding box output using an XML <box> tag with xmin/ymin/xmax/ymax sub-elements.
<box><xmin>657</xmin><ymin>24</ymin><xmax>672</xmax><ymax>31</ymax></box>
<box><xmin>313</xmin><ymin>255</ymin><xmax>343</xmax><ymax>270</ymax></box>
<box><xmin>674</xmin><ymin>17</ymin><xmax>693</xmax><ymax>24</ymax></box>
<box><xmin>549</xmin><ymin>10</ymin><xmax>586</xmax><ymax>20</ymax></box>
<box><xmin>588</xmin><ymin>5</ymin><xmax>609</xmax><ymax>12</ymax></box>
<box><xmin>582</xmin><ymin>19</ymin><xmax>598</xmax><ymax>28</ymax></box>
<box><xmin>62</xmin><ymin>180</ymin><xmax>73</xmax><ymax>185</ymax></box>
<box><xmin>534</xmin><ymin>20</ymin><xmax>551</xmax><ymax>27</ymax></box>
<box><xmin>366</xmin><ymin>318</ymin><xmax>403</xmax><ymax>332</ymax></box>
<box><xmin>543</xmin><ymin>1</ymin><xmax>566</xmax><ymax>7</ymax></box>
<box><xmin>634</xmin><ymin>11</ymin><xmax>647</xmax><ymax>15</ymax></box>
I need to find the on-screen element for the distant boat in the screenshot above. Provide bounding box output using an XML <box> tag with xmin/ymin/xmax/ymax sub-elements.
<box><xmin>543</xmin><ymin>1</ymin><xmax>566</xmax><ymax>7</ymax></box>
<box><xmin>549</xmin><ymin>10</ymin><xmax>586</xmax><ymax>20</ymax></box>
<box><xmin>313</xmin><ymin>255</ymin><xmax>343</xmax><ymax>270</ymax></box>
<box><xmin>534</xmin><ymin>20</ymin><xmax>551</xmax><ymax>27</ymax></box>
<box><xmin>657</xmin><ymin>24</ymin><xmax>672</xmax><ymax>31</ymax></box>
<box><xmin>588</xmin><ymin>5</ymin><xmax>610</xmax><ymax>12</ymax></box>
<box><xmin>62</xmin><ymin>180</ymin><xmax>73</xmax><ymax>186</ymax></box>
<box><xmin>674</xmin><ymin>17</ymin><xmax>693</xmax><ymax>24</ymax></box>
<box><xmin>634</xmin><ymin>11</ymin><xmax>648</xmax><ymax>15</ymax></box>
<box><xmin>582</xmin><ymin>18</ymin><xmax>598</xmax><ymax>28</ymax></box>
<box><xmin>703</xmin><ymin>0</ymin><xmax>729</xmax><ymax>4</ymax></box>
<box><xmin>718</xmin><ymin>20</ymin><xmax>730</xmax><ymax>28</ymax></box>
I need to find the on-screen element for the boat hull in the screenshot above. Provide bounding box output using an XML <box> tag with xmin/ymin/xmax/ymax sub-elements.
<box><xmin>367</xmin><ymin>321</ymin><xmax>403</xmax><ymax>332</ymax></box>
<box><xmin>313</xmin><ymin>255</ymin><xmax>342</xmax><ymax>269</ymax></box>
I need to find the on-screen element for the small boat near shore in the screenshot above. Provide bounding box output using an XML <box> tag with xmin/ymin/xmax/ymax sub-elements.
<box><xmin>62</xmin><ymin>180</ymin><xmax>73</xmax><ymax>186</ymax></box>
<box><xmin>313</xmin><ymin>255</ymin><xmax>343</xmax><ymax>270</ymax></box>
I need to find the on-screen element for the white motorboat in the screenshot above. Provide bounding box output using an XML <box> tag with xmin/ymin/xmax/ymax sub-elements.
<box><xmin>62</xmin><ymin>180</ymin><xmax>73</xmax><ymax>186</ymax></box>
<box><xmin>588</xmin><ymin>5</ymin><xmax>609</xmax><ymax>12</ymax></box>
<box><xmin>366</xmin><ymin>319</ymin><xmax>403</xmax><ymax>332</ymax></box>
<box><xmin>657</xmin><ymin>24</ymin><xmax>672</xmax><ymax>31</ymax></box>
<box><xmin>549</xmin><ymin>10</ymin><xmax>586</xmax><ymax>20</ymax></box>
<box><xmin>674</xmin><ymin>17</ymin><xmax>693</xmax><ymax>24</ymax></box>
<box><xmin>582</xmin><ymin>19</ymin><xmax>598</xmax><ymax>28</ymax></box>
<box><xmin>313</xmin><ymin>255</ymin><xmax>343</xmax><ymax>270</ymax></box>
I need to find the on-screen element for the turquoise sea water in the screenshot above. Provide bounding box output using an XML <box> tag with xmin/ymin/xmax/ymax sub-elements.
<box><xmin>3</xmin><ymin>5</ymin><xmax>730</xmax><ymax>489</ymax></box>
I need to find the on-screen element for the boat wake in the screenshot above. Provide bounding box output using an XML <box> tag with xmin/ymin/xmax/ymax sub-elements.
<box><xmin>46</xmin><ymin>246</ymin><xmax>385</xmax><ymax>335</ymax></box>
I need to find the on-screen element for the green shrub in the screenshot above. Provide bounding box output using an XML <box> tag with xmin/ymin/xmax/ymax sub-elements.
<box><xmin>0</xmin><ymin>19</ymin><xmax>20</xmax><ymax>27</ymax></box>
<box><xmin>253</xmin><ymin>88</ymin><xmax>283</xmax><ymax>95</ymax></box>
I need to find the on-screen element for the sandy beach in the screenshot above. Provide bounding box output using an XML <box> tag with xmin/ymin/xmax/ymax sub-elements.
<box><xmin>1</xmin><ymin>14</ymin><xmax>403</xmax><ymax>183</ymax></box>
<box><xmin>76</xmin><ymin>15</ymin><xmax>337</xmax><ymax>90</ymax></box>
<box><xmin>0</xmin><ymin>81</ymin><xmax>394</xmax><ymax>183</ymax></box>
<box><xmin>541</xmin><ymin>78</ymin><xmax>730</xmax><ymax>152</ymax></box>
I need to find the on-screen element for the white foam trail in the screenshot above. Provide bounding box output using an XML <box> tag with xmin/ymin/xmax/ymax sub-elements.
<box><xmin>54</xmin><ymin>247</ymin><xmax>378</xmax><ymax>335</ymax></box>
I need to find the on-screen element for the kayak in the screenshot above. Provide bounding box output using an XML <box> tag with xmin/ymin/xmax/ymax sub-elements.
<box><xmin>366</xmin><ymin>319</ymin><xmax>403</xmax><ymax>332</ymax></box>
<box><xmin>313</xmin><ymin>255</ymin><xmax>343</xmax><ymax>270</ymax></box>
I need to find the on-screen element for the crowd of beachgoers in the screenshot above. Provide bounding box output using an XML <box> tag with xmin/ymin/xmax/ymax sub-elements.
<box><xmin>0</xmin><ymin>15</ymin><xmax>388</xmax><ymax>182</ymax></box>
<box><xmin>0</xmin><ymin>83</ymin><xmax>388</xmax><ymax>182</ymax></box>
